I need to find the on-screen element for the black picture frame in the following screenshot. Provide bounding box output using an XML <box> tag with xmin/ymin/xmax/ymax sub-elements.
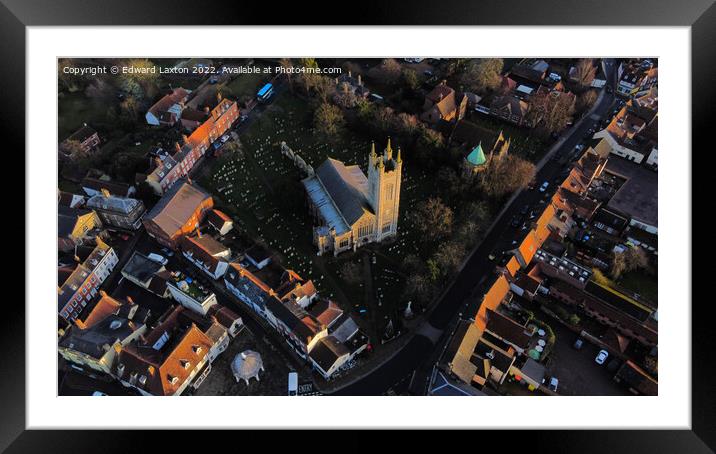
<box><xmin>4</xmin><ymin>0</ymin><xmax>711</xmax><ymax>450</ymax></box>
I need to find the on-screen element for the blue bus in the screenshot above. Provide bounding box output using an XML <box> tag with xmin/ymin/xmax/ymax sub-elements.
<box><xmin>257</xmin><ymin>83</ymin><xmax>274</xmax><ymax>103</ymax></box>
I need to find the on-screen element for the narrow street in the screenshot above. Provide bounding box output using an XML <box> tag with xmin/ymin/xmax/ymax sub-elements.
<box><xmin>331</xmin><ymin>60</ymin><xmax>620</xmax><ymax>395</ymax></box>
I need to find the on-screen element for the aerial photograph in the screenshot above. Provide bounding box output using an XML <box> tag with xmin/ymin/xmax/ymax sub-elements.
<box><xmin>57</xmin><ymin>57</ymin><xmax>658</xmax><ymax>397</ymax></box>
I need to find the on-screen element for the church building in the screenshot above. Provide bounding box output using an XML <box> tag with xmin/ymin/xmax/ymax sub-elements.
<box><xmin>302</xmin><ymin>139</ymin><xmax>402</xmax><ymax>256</ymax></box>
<box><xmin>463</xmin><ymin>131</ymin><xmax>511</xmax><ymax>176</ymax></box>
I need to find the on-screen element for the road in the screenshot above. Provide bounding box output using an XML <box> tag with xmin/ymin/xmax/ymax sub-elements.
<box><xmin>332</xmin><ymin>59</ymin><xmax>620</xmax><ymax>395</ymax></box>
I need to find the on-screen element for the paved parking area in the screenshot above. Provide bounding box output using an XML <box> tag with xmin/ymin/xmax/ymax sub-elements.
<box><xmin>544</xmin><ymin>319</ymin><xmax>629</xmax><ymax>396</ymax></box>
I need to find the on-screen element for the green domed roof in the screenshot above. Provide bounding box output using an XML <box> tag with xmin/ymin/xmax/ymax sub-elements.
<box><xmin>466</xmin><ymin>142</ymin><xmax>487</xmax><ymax>166</ymax></box>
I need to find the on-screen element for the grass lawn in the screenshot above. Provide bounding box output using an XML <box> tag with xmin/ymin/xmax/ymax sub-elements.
<box><xmin>58</xmin><ymin>91</ymin><xmax>112</xmax><ymax>141</ymax></box>
<box><xmin>463</xmin><ymin>110</ymin><xmax>549</xmax><ymax>163</ymax></box>
<box><xmin>617</xmin><ymin>268</ymin><xmax>658</xmax><ymax>304</ymax></box>
<box><xmin>224</xmin><ymin>64</ymin><xmax>272</xmax><ymax>101</ymax></box>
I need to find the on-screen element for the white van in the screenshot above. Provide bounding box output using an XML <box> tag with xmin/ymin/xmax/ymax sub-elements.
<box><xmin>288</xmin><ymin>372</ymin><xmax>298</xmax><ymax>396</ymax></box>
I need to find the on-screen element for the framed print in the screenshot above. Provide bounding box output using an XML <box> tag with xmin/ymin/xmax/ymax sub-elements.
<box><xmin>4</xmin><ymin>0</ymin><xmax>713</xmax><ymax>450</ymax></box>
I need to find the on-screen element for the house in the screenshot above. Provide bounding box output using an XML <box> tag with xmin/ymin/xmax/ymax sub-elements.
<box><xmin>429</xmin><ymin>370</ymin><xmax>487</xmax><ymax>396</ymax></box>
<box><xmin>533</xmin><ymin>248</ymin><xmax>592</xmax><ymax>289</ymax></box>
<box><xmin>86</xmin><ymin>192</ymin><xmax>146</xmax><ymax>231</ymax></box>
<box><xmin>57</xmin><ymin>238</ymin><xmax>119</xmax><ymax>322</ymax></box>
<box><xmin>60</xmin><ymin>124</ymin><xmax>101</xmax><ymax>159</ymax></box>
<box><xmin>121</xmin><ymin>251</ymin><xmax>171</xmax><ymax>298</ymax></box>
<box><xmin>281</xmin><ymin>280</ymin><xmax>318</xmax><ymax>308</ymax></box>
<box><xmin>166</xmin><ymin>272</ymin><xmax>219</xmax><ymax>316</ymax></box>
<box><xmin>81</xmin><ymin>176</ymin><xmax>135</xmax><ymax>198</ymax></box>
<box><xmin>420</xmin><ymin>81</ymin><xmax>467</xmax><ymax>125</ymax></box>
<box><xmin>143</xmin><ymin>180</ymin><xmax>214</xmax><ymax>250</ymax></box>
<box><xmin>206</xmin><ymin>304</ymin><xmax>243</xmax><ymax>338</ymax></box>
<box><xmin>58</xmin><ymin>205</ymin><xmax>102</xmax><ymax>250</ymax></box>
<box><xmin>58</xmin><ymin>190</ymin><xmax>86</xmax><ymax>209</ymax></box>
<box><xmin>206</xmin><ymin>209</ymin><xmax>234</xmax><ymax>236</ymax></box>
<box><xmin>549</xmin><ymin>280</ymin><xmax>657</xmax><ymax>347</ymax></box>
<box><xmin>613</xmin><ymin>360</ymin><xmax>658</xmax><ymax>396</ymax></box>
<box><xmin>308</xmin><ymin>299</ymin><xmax>344</xmax><ymax>329</ymax></box>
<box><xmin>308</xmin><ymin>335</ymin><xmax>351</xmax><ymax>379</ymax></box>
<box><xmin>489</xmin><ymin>95</ymin><xmax>529</xmax><ymax>126</ymax></box>
<box><xmin>603</xmin><ymin>156</ymin><xmax>658</xmax><ymax>234</ymax></box>
<box><xmin>224</xmin><ymin>263</ymin><xmax>275</xmax><ymax>317</ymax></box>
<box><xmin>484</xmin><ymin>308</ymin><xmax>532</xmax><ymax>354</ymax></box>
<box><xmin>58</xmin><ymin>295</ymin><xmax>149</xmax><ymax>374</ymax></box>
<box><xmin>616</xmin><ymin>59</ymin><xmax>657</xmax><ymax>97</ymax></box>
<box><xmin>593</xmin><ymin>89</ymin><xmax>658</xmax><ymax>166</ymax></box>
<box><xmin>302</xmin><ymin>140</ymin><xmax>401</xmax><ymax>256</ymax></box>
<box><xmin>115</xmin><ymin>305</ymin><xmax>226</xmax><ymax>396</ymax></box>
<box><xmin>180</xmin><ymin>107</ymin><xmax>209</xmax><ymax>132</ymax></box>
<box><xmin>146</xmin><ymin>97</ymin><xmax>239</xmax><ymax>194</ymax></box>
<box><xmin>264</xmin><ymin>296</ymin><xmax>327</xmax><ymax>358</ymax></box>
<box><xmin>244</xmin><ymin>244</ymin><xmax>272</xmax><ymax>270</ymax></box>
<box><xmin>145</xmin><ymin>87</ymin><xmax>190</xmax><ymax>126</ymax></box>
<box><xmin>179</xmin><ymin>233</ymin><xmax>231</xmax><ymax>280</ymax></box>
<box><xmin>333</xmin><ymin>71</ymin><xmax>370</xmax><ymax>107</ymax></box>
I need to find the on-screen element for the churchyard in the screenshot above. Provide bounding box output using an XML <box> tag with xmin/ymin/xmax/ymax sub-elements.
<box><xmin>199</xmin><ymin>91</ymin><xmax>444</xmax><ymax>339</ymax></box>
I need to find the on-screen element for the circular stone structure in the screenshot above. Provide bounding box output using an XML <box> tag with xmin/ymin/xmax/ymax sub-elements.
<box><xmin>231</xmin><ymin>350</ymin><xmax>264</xmax><ymax>385</ymax></box>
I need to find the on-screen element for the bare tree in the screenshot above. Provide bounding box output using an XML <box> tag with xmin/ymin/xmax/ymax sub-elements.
<box><xmin>572</xmin><ymin>58</ymin><xmax>597</xmax><ymax>88</ymax></box>
<box><xmin>479</xmin><ymin>155</ymin><xmax>536</xmax><ymax>198</ymax></box>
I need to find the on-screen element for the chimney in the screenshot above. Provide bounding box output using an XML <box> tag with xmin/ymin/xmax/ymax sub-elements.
<box><xmin>126</xmin><ymin>296</ymin><xmax>135</xmax><ymax>305</ymax></box>
<box><xmin>204</xmin><ymin>106</ymin><xmax>210</xmax><ymax>115</ymax></box>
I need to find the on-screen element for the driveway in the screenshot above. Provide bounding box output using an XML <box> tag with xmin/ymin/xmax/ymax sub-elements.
<box><xmin>544</xmin><ymin>320</ymin><xmax>629</xmax><ymax>396</ymax></box>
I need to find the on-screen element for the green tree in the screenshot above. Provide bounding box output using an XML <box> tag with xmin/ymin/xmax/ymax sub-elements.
<box><xmin>313</xmin><ymin>103</ymin><xmax>345</xmax><ymax>142</ymax></box>
<box><xmin>611</xmin><ymin>246</ymin><xmax>650</xmax><ymax>279</ymax></box>
<box><xmin>401</xmin><ymin>67</ymin><xmax>420</xmax><ymax>91</ymax></box>
<box><xmin>412</xmin><ymin>197</ymin><xmax>454</xmax><ymax>240</ymax></box>
<box><xmin>460</xmin><ymin>58</ymin><xmax>504</xmax><ymax>94</ymax></box>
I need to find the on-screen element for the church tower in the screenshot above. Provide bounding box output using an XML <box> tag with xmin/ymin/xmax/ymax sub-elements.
<box><xmin>368</xmin><ymin>138</ymin><xmax>402</xmax><ymax>242</ymax></box>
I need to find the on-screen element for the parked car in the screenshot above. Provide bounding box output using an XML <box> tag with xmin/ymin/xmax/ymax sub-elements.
<box><xmin>595</xmin><ymin>349</ymin><xmax>609</xmax><ymax>365</ymax></box>
<box><xmin>573</xmin><ymin>338</ymin><xmax>584</xmax><ymax>350</ymax></box>
<box><xmin>539</xmin><ymin>181</ymin><xmax>549</xmax><ymax>192</ymax></box>
<box><xmin>147</xmin><ymin>253</ymin><xmax>168</xmax><ymax>265</ymax></box>
<box><xmin>548</xmin><ymin>377</ymin><xmax>559</xmax><ymax>392</ymax></box>
<box><xmin>92</xmin><ymin>391</ymin><xmax>108</xmax><ymax>396</ymax></box>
